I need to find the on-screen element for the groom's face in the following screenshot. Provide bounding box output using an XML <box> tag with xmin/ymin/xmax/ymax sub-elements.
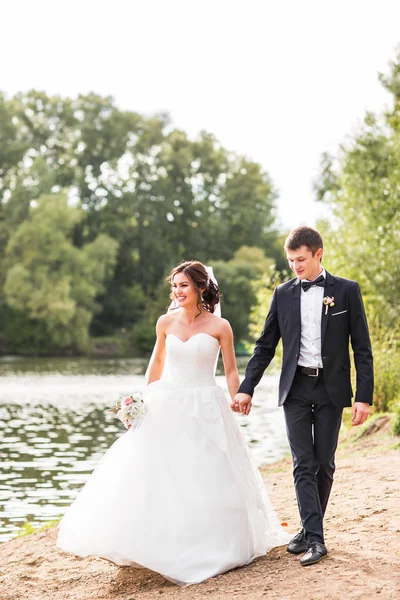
<box><xmin>286</xmin><ymin>246</ymin><xmax>323</xmax><ymax>281</ymax></box>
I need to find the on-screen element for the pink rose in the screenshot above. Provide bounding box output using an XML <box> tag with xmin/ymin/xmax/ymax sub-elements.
<box><xmin>124</xmin><ymin>397</ymin><xmax>133</xmax><ymax>406</ymax></box>
<box><xmin>323</xmin><ymin>296</ymin><xmax>335</xmax><ymax>314</ymax></box>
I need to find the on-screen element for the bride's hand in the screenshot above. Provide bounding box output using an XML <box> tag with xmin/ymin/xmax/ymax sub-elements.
<box><xmin>233</xmin><ymin>393</ymin><xmax>252</xmax><ymax>416</ymax></box>
<box><xmin>230</xmin><ymin>399</ymin><xmax>241</xmax><ymax>412</ymax></box>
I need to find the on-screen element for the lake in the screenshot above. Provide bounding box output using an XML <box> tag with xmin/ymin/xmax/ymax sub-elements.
<box><xmin>0</xmin><ymin>355</ymin><xmax>289</xmax><ymax>542</ymax></box>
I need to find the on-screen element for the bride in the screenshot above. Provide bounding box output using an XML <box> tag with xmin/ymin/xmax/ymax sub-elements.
<box><xmin>57</xmin><ymin>260</ymin><xmax>290</xmax><ymax>585</ymax></box>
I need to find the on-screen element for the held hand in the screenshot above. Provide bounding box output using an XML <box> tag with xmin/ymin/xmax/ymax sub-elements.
<box><xmin>231</xmin><ymin>393</ymin><xmax>242</xmax><ymax>412</ymax></box>
<box><xmin>232</xmin><ymin>393</ymin><xmax>252</xmax><ymax>416</ymax></box>
<box><xmin>351</xmin><ymin>402</ymin><xmax>370</xmax><ymax>426</ymax></box>
<box><xmin>230</xmin><ymin>397</ymin><xmax>241</xmax><ymax>412</ymax></box>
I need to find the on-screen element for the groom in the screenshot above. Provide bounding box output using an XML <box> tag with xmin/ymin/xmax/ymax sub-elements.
<box><xmin>233</xmin><ymin>226</ymin><xmax>373</xmax><ymax>566</ymax></box>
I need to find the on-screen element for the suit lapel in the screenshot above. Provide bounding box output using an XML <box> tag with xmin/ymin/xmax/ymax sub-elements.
<box><xmin>292</xmin><ymin>278</ymin><xmax>301</xmax><ymax>334</ymax></box>
<box><xmin>321</xmin><ymin>270</ymin><xmax>335</xmax><ymax>348</ymax></box>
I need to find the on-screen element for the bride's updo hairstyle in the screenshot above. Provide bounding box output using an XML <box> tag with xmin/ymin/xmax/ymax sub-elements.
<box><xmin>167</xmin><ymin>261</ymin><xmax>220</xmax><ymax>315</ymax></box>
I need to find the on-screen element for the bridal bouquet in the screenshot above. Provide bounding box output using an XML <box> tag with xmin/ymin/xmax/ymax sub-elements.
<box><xmin>111</xmin><ymin>393</ymin><xmax>146</xmax><ymax>430</ymax></box>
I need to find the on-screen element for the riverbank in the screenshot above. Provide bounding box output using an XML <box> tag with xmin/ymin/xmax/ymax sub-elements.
<box><xmin>1</xmin><ymin>415</ymin><xmax>399</xmax><ymax>600</ymax></box>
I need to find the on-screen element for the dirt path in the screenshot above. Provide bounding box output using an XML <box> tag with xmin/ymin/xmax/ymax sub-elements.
<box><xmin>1</xmin><ymin>417</ymin><xmax>399</xmax><ymax>600</ymax></box>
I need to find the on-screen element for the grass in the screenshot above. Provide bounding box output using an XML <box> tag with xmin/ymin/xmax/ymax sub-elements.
<box><xmin>392</xmin><ymin>403</ymin><xmax>400</xmax><ymax>436</ymax></box>
<box><xmin>340</xmin><ymin>406</ymin><xmax>384</xmax><ymax>431</ymax></box>
<box><xmin>341</xmin><ymin>407</ymin><xmax>400</xmax><ymax>438</ymax></box>
<box><xmin>16</xmin><ymin>518</ymin><xmax>61</xmax><ymax>538</ymax></box>
<box><xmin>351</xmin><ymin>411</ymin><xmax>390</xmax><ymax>441</ymax></box>
<box><xmin>337</xmin><ymin>410</ymin><xmax>400</xmax><ymax>459</ymax></box>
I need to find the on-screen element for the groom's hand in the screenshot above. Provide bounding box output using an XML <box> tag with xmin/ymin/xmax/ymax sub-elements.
<box><xmin>351</xmin><ymin>402</ymin><xmax>370</xmax><ymax>426</ymax></box>
<box><xmin>233</xmin><ymin>393</ymin><xmax>252</xmax><ymax>416</ymax></box>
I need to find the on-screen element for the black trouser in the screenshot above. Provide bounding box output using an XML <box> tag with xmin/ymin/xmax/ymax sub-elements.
<box><xmin>283</xmin><ymin>370</ymin><xmax>343</xmax><ymax>544</ymax></box>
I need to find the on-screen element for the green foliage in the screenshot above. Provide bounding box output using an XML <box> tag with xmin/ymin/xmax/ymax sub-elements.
<box><xmin>248</xmin><ymin>284</ymin><xmax>274</xmax><ymax>345</ymax></box>
<box><xmin>212</xmin><ymin>247</ymin><xmax>275</xmax><ymax>343</ymax></box>
<box><xmin>369</xmin><ymin>321</ymin><xmax>400</xmax><ymax>412</ymax></box>
<box><xmin>246</xmin><ymin>266</ymin><xmax>287</xmax><ymax>365</ymax></box>
<box><xmin>0</xmin><ymin>304</ymin><xmax>55</xmax><ymax>355</ymax></box>
<box><xmin>131</xmin><ymin>279</ymin><xmax>172</xmax><ymax>353</ymax></box>
<box><xmin>87</xmin><ymin>333</ymin><xmax>134</xmax><ymax>357</ymax></box>
<box><xmin>16</xmin><ymin>518</ymin><xmax>60</xmax><ymax>538</ymax></box>
<box><xmin>219</xmin><ymin>158</ymin><xmax>278</xmax><ymax>255</ymax></box>
<box><xmin>3</xmin><ymin>193</ymin><xmax>118</xmax><ymax>353</ymax></box>
<box><xmin>314</xmin><ymin>59</ymin><xmax>400</xmax><ymax>325</ymax></box>
<box><xmin>91</xmin><ymin>284</ymin><xmax>146</xmax><ymax>336</ymax></box>
<box><xmin>392</xmin><ymin>404</ymin><xmax>400</xmax><ymax>436</ymax></box>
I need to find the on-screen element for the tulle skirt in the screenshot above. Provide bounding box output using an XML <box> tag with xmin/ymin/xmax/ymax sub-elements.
<box><xmin>57</xmin><ymin>381</ymin><xmax>290</xmax><ymax>585</ymax></box>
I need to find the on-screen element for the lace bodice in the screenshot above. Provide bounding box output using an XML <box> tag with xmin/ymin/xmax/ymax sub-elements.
<box><xmin>161</xmin><ymin>333</ymin><xmax>220</xmax><ymax>388</ymax></box>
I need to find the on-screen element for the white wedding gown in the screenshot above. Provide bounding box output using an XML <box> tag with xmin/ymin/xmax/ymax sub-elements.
<box><xmin>57</xmin><ymin>333</ymin><xmax>290</xmax><ymax>585</ymax></box>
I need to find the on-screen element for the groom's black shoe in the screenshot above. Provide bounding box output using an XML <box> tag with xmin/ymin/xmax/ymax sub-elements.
<box><xmin>300</xmin><ymin>541</ymin><xmax>328</xmax><ymax>566</ymax></box>
<box><xmin>287</xmin><ymin>530</ymin><xmax>309</xmax><ymax>555</ymax></box>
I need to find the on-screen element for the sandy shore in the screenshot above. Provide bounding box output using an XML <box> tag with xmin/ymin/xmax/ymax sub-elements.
<box><xmin>1</xmin><ymin>415</ymin><xmax>399</xmax><ymax>600</ymax></box>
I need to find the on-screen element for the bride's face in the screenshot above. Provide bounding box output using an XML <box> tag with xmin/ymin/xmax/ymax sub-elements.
<box><xmin>172</xmin><ymin>272</ymin><xmax>199</xmax><ymax>308</ymax></box>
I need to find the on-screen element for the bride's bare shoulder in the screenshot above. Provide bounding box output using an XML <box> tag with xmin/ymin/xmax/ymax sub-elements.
<box><xmin>156</xmin><ymin>312</ymin><xmax>172</xmax><ymax>332</ymax></box>
<box><xmin>157</xmin><ymin>310</ymin><xmax>182</xmax><ymax>328</ymax></box>
<box><xmin>209</xmin><ymin>315</ymin><xmax>233</xmax><ymax>335</ymax></box>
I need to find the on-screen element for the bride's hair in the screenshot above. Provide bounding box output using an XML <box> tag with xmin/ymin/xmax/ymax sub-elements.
<box><xmin>167</xmin><ymin>261</ymin><xmax>220</xmax><ymax>315</ymax></box>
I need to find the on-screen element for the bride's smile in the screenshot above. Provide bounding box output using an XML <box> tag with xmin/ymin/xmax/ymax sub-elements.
<box><xmin>172</xmin><ymin>272</ymin><xmax>204</xmax><ymax>309</ymax></box>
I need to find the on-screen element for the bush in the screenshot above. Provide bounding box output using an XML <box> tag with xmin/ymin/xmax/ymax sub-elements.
<box><xmin>393</xmin><ymin>404</ymin><xmax>400</xmax><ymax>436</ymax></box>
<box><xmin>370</xmin><ymin>322</ymin><xmax>400</xmax><ymax>412</ymax></box>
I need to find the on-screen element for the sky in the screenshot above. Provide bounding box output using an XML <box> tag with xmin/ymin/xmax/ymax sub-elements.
<box><xmin>2</xmin><ymin>0</ymin><xmax>400</xmax><ymax>231</ymax></box>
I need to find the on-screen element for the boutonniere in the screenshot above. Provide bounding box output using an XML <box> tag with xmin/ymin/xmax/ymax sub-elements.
<box><xmin>323</xmin><ymin>296</ymin><xmax>335</xmax><ymax>315</ymax></box>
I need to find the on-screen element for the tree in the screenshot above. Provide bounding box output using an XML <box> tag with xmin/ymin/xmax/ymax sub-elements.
<box><xmin>0</xmin><ymin>90</ymin><xmax>281</xmax><ymax>352</ymax></box>
<box><xmin>3</xmin><ymin>193</ymin><xmax>118</xmax><ymax>352</ymax></box>
<box><xmin>314</xmin><ymin>49</ymin><xmax>400</xmax><ymax>326</ymax></box>
<box><xmin>212</xmin><ymin>246</ymin><xmax>275</xmax><ymax>343</ymax></box>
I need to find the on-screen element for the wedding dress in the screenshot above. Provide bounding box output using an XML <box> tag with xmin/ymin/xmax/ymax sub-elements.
<box><xmin>57</xmin><ymin>333</ymin><xmax>290</xmax><ymax>585</ymax></box>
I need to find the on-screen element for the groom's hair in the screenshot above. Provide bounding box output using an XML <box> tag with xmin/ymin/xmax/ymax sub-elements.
<box><xmin>284</xmin><ymin>226</ymin><xmax>323</xmax><ymax>255</ymax></box>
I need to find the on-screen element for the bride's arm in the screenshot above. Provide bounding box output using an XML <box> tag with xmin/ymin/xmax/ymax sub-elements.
<box><xmin>219</xmin><ymin>320</ymin><xmax>240</xmax><ymax>405</ymax></box>
<box><xmin>146</xmin><ymin>316</ymin><xmax>167</xmax><ymax>384</ymax></box>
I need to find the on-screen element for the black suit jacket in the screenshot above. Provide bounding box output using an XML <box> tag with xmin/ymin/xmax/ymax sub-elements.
<box><xmin>239</xmin><ymin>271</ymin><xmax>374</xmax><ymax>407</ymax></box>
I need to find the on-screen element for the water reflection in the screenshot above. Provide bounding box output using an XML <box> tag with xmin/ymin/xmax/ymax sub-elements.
<box><xmin>0</xmin><ymin>402</ymin><xmax>122</xmax><ymax>541</ymax></box>
<box><xmin>0</xmin><ymin>356</ymin><xmax>289</xmax><ymax>542</ymax></box>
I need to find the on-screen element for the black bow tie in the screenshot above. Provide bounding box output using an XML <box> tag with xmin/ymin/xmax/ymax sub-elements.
<box><xmin>301</xmin><ymin>274</ymin><xmax>325</xmax><ymax>292</ymax></box>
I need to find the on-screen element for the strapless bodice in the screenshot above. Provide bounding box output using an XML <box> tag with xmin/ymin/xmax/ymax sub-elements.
<box><xmin>161</xmin><ymin>333</ymin><xmax>220</xmax><ymax>388</ymax></box>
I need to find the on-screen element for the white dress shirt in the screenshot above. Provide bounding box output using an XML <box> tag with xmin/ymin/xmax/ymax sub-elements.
<box><xmin>298</xmin><ymin>268</ymin><xmax>326</xmax><ymax>368</ymax></box>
